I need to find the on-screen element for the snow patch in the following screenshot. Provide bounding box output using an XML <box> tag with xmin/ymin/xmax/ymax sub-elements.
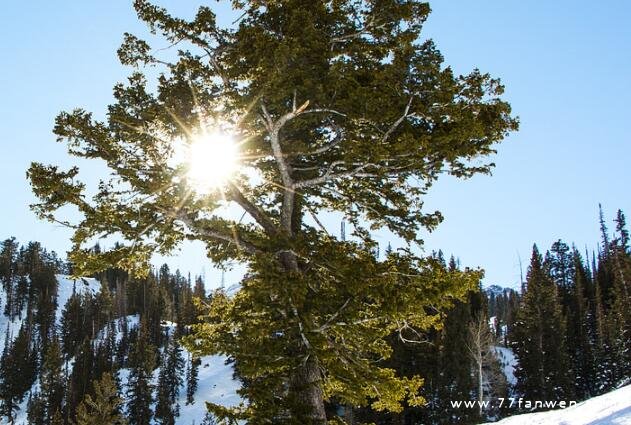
<box><xmin>55</xmin><ymin>274</ymin><xmax>100</xmax><ymax>324</ymax></box>
<box><xmin>493</xmin><ymin>346</ymin><xmax>517</xmax><ymax>387</ymax></box>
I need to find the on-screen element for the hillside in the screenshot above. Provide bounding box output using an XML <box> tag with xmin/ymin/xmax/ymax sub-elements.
<box><xmin>1</xmin><ymin>274</ymin><xmax>241</xmax><ymax>425</ymax></box>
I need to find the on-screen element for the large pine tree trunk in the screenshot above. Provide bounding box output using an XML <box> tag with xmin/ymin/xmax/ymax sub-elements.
<box><xmin>281</xmin><ymin>203</ymin><xmax>327</xmax><ymax>422</ymax></box>
<box><xmin>290</xmin><ymin>357</ymin><xmax>327</xmax><ymax>423</ymax></box>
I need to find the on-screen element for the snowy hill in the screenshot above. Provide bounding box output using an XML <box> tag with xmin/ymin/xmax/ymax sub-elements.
<box><xmin>485</xmin><ymin>285</ymin><xmax>508</xmax><ymax>297</ymax></box>
<box><xmin>482</xmin><ymin>384</ymin><xmax>631</xmax><ymax>425</ymax></box>
<box><xmin>1</xmin><ymin>275</ymin><xmax>241</xmax><ymax>425</ymax></box>
<box><xmin>157</xmin><ymin>319</ymin><xmax>242</xmax><ymax>424</ymax></box>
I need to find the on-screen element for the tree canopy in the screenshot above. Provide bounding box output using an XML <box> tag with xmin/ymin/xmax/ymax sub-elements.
<box><xmin>28</xmin><ymin>0</ymin><xmax>517</xmax><ymax>422</ymax></box>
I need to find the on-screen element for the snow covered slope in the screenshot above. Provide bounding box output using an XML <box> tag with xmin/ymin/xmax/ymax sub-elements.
<box><xmin>493</xmin><ymin>346</ymin><xmax>517</xmax><ymax>387</ymax></box>
<box><xmin>55</xmin><ymin>274</ymin><xmax>100</xmax><ymax>323</ymax></box>
<box><xmin>1</xmin><ymin>275</ymin><xmax>241</xmax><ymax>425</ymax></box>
<box><xmin>0</xmin><ymin>275</ymin><xmax>100</xmax><ymax>347</ymax></box>
<box><xmin>177</xmin><ymin>355</ymin><xmax>242</xmax><ymax>424</ymax></box>
<box><xmin>483</xmin><ymin>384</ymin><xmax>631</xmax><ymax>425</ymax></box>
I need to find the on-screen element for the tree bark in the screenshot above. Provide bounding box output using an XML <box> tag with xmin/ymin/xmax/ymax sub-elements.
<box><xmin>289</xmin><ymin>357</ymin><xmax>327</xmax><ymax>423</ymax></box>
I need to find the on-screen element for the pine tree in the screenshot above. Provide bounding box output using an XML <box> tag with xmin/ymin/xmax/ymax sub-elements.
<box><xmin>567</xmin><ymin>251</ymin><xmax>598</xmax><ymax>398</ymax></box>
<box><xmin>28</xmin><ymin>0</ymin><xmax>517</xmax><ymax>421</ymax></box>
<box><xmin>155</xmin><ymin>332</ymin><xmax>185</xmax><ymax>424</ymax></box>
<box><xmin>512</xmin><ymin>245</ymin><xmax>573</xmax><ymax>402</ymax></box>
<box><xmin>437</xmin><ymin>296</ymin><xmax>479</xmax><ymax>424</ymax></box>
<box><xmin>593</xmin><ymin>279</ymin><xmax>616</xmax><ymax>391</ymax></box>
<box><xmin>185</xmin><ymin>354</ymin><xmax>200</xmax><ymax>405</ymax></box>
<box><xmin>0</xmin><ymin>238</ymin><xmax>19</xmax><ymax>319</ymax></box>
<box><xmin>75</xmin><ymin>373</ymin><xmax>127</xmax><ymax>425</ymax></box>
<box><xmin>31</xmin><ymin>262</ymin><xmax>59</xmax><ymax>348</ymax></box>
<box><xmin>40</xmin><ymin>337</ymin><xmax>65</xmax><ymax>423</ymax></box>
<box><xmin>51</xmin><ymin>409</ymin><xmax>64</xmax><ymax>425</ymax></box>
<box><xmin>27</xmin><ymin>393</ymin><xmax>46</xmax><ymax>425</ymax></box>
<box><xmin>0</xmin><ymin>322</ymin><xmax>38</xmax><ymax>420</ymax></box>
<box><xmin>609</xmin><ymin>210</ymin><xmax>631</xmax><ymax>383</ymax></box>
<box><xmin>68</xmin><ymin>337</ymin><xmax>97</xmax><ymax>419</ymax></box>
<box><xmin>200</xmin><ymin>412</ymin><xmax>218</xmax><ymax>425</ymax></box>
<box><xmin>0</xmin><ymin>334</ymin><xmax>19</xmax><ymax>421</ymax></box>
<box><xmin>126</xmin><ymin>323</ymin><xmax>155</xmax><ymax>425</ymax></box>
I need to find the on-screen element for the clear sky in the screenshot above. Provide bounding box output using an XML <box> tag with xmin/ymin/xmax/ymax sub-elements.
<box><xmin>1</xmin><ymin>1</ymin><xmax>630</xmax><ymax>289</ymax></box>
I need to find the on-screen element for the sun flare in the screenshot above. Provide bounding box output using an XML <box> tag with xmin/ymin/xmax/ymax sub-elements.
<box><xmin>185</xmin><ymin>131</ymin><xmax>239</xmax><ymax>193</ymax></box>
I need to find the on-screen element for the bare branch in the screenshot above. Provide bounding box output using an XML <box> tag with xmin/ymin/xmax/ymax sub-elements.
<box><xmin>301</xmin><ymin>108</ymin><xmax>347</xmax><ymax>118</ymax></box>
<box><xmin>314</xmin><ymin>297</ymin><xmax>352</xmax><ymax>333</ymax></box>
<box><xmin>294</xmin><ymin>162</ymin><xmax>379</xmax><ymax>189</ymax></box>
<box><xmin>289</xmin><ymin>121</ymin><xmax>346</xmax><ymax>158</ymax></box>
<box><xmin>260</xmin><ymin>102</ymin><xmax>299</xmax><ymax>234</ymax></box>
<box><xmin>305</xmin><ymin>207</ymin><xmax>330</xmax><ymax>236</ymax></box>
<box><xmin>329</xmin><ymin>17</ymin><xmax>388</xmax><ymax>45</ymax></box>
<box><xmin>260</xmin><ymin>100</ymin><xmax>348</xmax><ymax>233</ymax></box>
<box><xmin>202</xmin><ymin>47</ymin><xmax>231</xmax><ymax>89</ymax></box>
<box><xmin>290</xmin><ymin>297</ymin><xmax>312</xmax><ymax>349</ymax></box>
<box><xmin>382</xmin><ymin>97</ymin><xmax>413</xmax><ymax>143</ymax></box>
<box><xmin>261</xmin><ymin>103</ymin><xmax>294</xmax><ymax>188</ymax></box>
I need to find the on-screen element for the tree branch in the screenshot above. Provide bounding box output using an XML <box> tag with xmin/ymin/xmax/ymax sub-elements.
<box><xmin>329</xmin><ymin>17</ymin><xmax>388</xmax><ymax>45</ymax></box>
<box><xmin>313</xmin><ymin>297</ymin><xmax>352</xmax><ymax>333</ymax></box>
<box><xmin>227</xmin><ymin>182</ymin><xmax>280</xmax><ymax>237</ymax></box>
<box><xmin>294</xmin><ymin>162</ymin><xmax>379</xmax><ymax>189</ymax></box>
<box><xmin>175</xmin><ymin>211</ymin><xmax>260</xmax><ymax>255</ymax></box>
<box><xmin>382</xmin><ymin>97</ymin><xmax>414</xmax><ymax>143</ymax></box>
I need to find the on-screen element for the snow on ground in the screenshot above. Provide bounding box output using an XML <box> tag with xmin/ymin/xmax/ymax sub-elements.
<box><xmin>0</xmin><ymin>290</ymin><xmax>23</xmax><ymax>349</ymax></box>
<box><xmin>160</xmin><ymin>318</ymin><xmax>242</xmax><ymax>423</ymax></box>
<box><xmin>482</xmin><ymin>384</ymin><xmax>631</xmax><ymax>425</ymax></box>
<box><xmin>159</xmin><ymin>319</ymin><xmax>243</xmax><ymax>423</ymax></box>
<box><xmin>177</xmin><ymin>355</ymin><xmax>242</xmax><ymax>424</ymax></box>
<box><xmin>107</xmin><ymin>316</ymin><xmax>242</xmax><ymax>424</ymax></box>
<box><xmin>493</xmin><ymin>346</ymin><xmax>517</xmax><ymax>387</ymax></box>
<box><xmin>489</xmin><ymin>316</ymin><xmax>498</xmax><ymax>329</ymax></box>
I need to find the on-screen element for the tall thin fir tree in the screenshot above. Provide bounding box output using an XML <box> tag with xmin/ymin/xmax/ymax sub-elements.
<box><xmin>568</xmin><ymin>250</ymin><xmax>598</xmax><ymax>399</ymax></box>
<box><xmin>609</xmin><ymin>210</ymin><xmax>631</xmax><ymax>381</ymax></box>
<box><xmin>186</xmin><ymin>354</ymin><xmax>200</xmax><ymax>406</ymax></box>
<box><xmin>512</xmin><ymin>245</ymin><xmax>573</xmax><ymax>402</ymax></box>
<box><xmin>155</xmin><ymin>332</ymin><xmax>185</xmax><ymax>424</ymax></box>
<box><xmin>126</xmin><ymin>322</ymin><xmax>155</xmax><ymax>425</ymax></box>
<box><xmin>39</xmin><ymin>337</ymin><xmax>65</xmax><ymax>424</ymax></box>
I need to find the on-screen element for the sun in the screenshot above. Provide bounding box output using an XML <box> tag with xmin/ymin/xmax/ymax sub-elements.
<box><xmin>185</xmin><ymin>131</ymin><xmax>239</xmax><ymax>193</ymax></box>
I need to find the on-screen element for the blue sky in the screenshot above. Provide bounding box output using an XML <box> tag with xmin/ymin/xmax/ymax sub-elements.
<box><xmin>1</xmin><ymin>1</ymin><xmax>629</xmax><ymax>289</ymax></box>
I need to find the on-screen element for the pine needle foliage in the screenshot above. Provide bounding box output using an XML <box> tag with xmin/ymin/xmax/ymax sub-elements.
<box><xmin>27</xmin><ymin>0</ymin><xmax>517</xmax><ymax>422</ymax></box>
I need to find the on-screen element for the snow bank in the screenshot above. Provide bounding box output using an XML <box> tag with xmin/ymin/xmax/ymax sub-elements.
<box><xmin>483</xmin><ymin>384</ymin><xmax>631</xmax><ymax>425</ymax></box>
<box><xmin>177</xmin><ymin>355</ymin><xmax>242</xmax><ymax>424</ymax></box>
